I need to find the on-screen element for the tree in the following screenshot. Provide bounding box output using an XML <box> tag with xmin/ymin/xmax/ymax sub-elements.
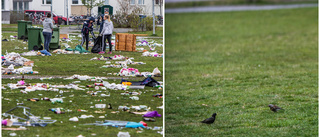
<box><xmin>81</xmin><ymin>0</ymin><xmax>104</xmax><ymax>16</ymax></box>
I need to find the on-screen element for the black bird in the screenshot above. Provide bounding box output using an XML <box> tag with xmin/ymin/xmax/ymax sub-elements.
<box><xmin>201</xmin><ymin>113</ymin><xmax>217</xmax><ymax>124</ymax></box>
<box><xmin>268</xmin><ymin>104</ymin><xmax>282</xmax><ymax>112</ymax></box>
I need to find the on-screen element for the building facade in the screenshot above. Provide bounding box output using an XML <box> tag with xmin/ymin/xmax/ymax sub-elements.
<box><xmin>1</xmin><ymin>0</ymin><xmax>163</xmax><ymax>23</ymax></box>
<box><xmin>74</xmin><ymin>0</ymin><xmax>163</xmax><ymax>16</ymax></box>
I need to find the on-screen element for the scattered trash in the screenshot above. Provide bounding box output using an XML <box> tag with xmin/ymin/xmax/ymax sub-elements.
<box><xmin>153</xmin><ymin>126</ymin><xmax>162</xmax><ymax>130</ymax></box>
<box><xmin>2</xmin><ymin>106</ymin><xmax>56</xmax><ymax>127</ymax></box>
<box><xmin>143</xmin><ymin>118</ymin><xmax>155</xmax><ymax>122</ymax></box>
<box><xmin>9</xmin><ymin>133</ymin><xmax>17</xmax><ymax>136</ymax></box>
<box><xmin>129</xmin><ymin>96</ymin><xmax>139</xmax><ymax>100</ymax></box>
<box><xmin>2</xmin><ymin>127</ymin><xmax>27</xmax><ymax>131</ymax></box>
<box><xmin>95</xmin><ymin>104</ymin><xmax>106</xmax><ymax>109</ymax></box>
<box><xmin>78</xmin><ymin>109</ymin><xmax>88</xmax><ymax>112</ymax></box>
<box><xmin>48</xmin><ymin>108</ymin><xmax>65</xmax><ymax>114</ymax></box>
<box><xmin>69</xmin><ymin>117</ymin><xmax>79</xmax><ymax>122</ymax></box>
<box><xmin>119</xmin><ymin>68</ymin><xmax>140</xmax><ymax>76</ymax></box>
<box><xmin>153</xmin><ymin>94</ymin><xmax>162</xmax><ymax>98</ymax></box>
<box><xmin>78</xmin><ymin>115</ymin><xmax>94</xmax><ymax>119</ymax></box>
<box><xmin>117</xmin><ymin>132</ymin><xmax>130</xmax><ymax>137</ymax></box>
<box><xmin>143</xmin><ymin>111</ymin><xmax>162</xmax><ymax>117</ymax></box>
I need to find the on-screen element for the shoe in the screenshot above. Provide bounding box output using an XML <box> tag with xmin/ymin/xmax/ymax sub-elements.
<box><xmin>107</xmin><ymin>51</ymin><xmax>112</xmax><ymax>54</ymax></box>
<box><xmin>98</xmin><ymin>51</ymin><xmax>105</xmax><ymax>54</ymax></box>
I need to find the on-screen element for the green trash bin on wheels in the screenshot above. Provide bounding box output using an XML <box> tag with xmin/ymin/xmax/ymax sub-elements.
<box><xmin>27</xmin><ymin>27</ymin><xmax>44</xmax><ymax>50</ymax></box>
<box><xmin>17</xmin><ymin>20</ymin><xmax>32</xmax><ymax>39</ymax></box>
<box><xmin>49</xmin><ymin>27</ymin><xmax>60</xmax><ymax>49</ymax></box>
<box><xmin>98</xmin><ymin>5</ymin><xmax>113</xmax><ymax>15</ymax></box>
<box><xmin>27</xmin><ymin>27</ymin><xmax>60</xmax><ymax>50</ymax></box>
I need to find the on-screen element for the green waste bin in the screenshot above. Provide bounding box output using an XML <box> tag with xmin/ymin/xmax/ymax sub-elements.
<box><xmin>98</xmin><ymin>5</ymin><xmax>113</xmax><ymax>15</ymax></box>
<box><xmin>49</xmin><ymin>27</ymin><xmax>60</xmax><ymax>49</ymax></box>
<box><xmin>17</xmin><ymin>20</ymin><xmax>32</xmax><ymax>39</ymax></box>
<box><xmin>27</xmin><ymin>27</ymin><xmax>44</xmax><ymax>50</ymax></box>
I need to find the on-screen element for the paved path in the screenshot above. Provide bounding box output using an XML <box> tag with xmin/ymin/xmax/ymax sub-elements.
<box><xmin>60</xmin><ymin>25</ymin><xmax>163</xmax><ymax>35</ymax></box>
<box><xmin>59</xmin><ymin>26</ymin><xmax>134</xmax><ymax>35</ymax></box>
<box><xmin>166</xmin><ymin>3</ymin><xmax>318</xmax><ymax>13</ymax></box>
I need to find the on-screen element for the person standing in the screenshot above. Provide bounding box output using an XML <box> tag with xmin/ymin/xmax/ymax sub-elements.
<box><xmin>96</xmin><ymin>14</ymin><xmax>104</xmax><ymax>34</ymax></box>
<box><xmin>81</xmin><ymin>17</ymin><xmax>96</xmax><ymax>51</ymax></box>
<box><xmin>42</xmin><ymin>13</ymin><xmax>54</xmax><ymax>52</ymax></box>
<box><xmin>100</xmin><ymin>15</ymin><xmax>114</xmax><ymax>54</ymax></box>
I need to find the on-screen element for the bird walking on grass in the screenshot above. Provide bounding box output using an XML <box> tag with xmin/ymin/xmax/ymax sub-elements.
<box><xmin>268</xmin><ymin>104</ymin><xmax>282</xmax><ymax>112</ymax></box>
<box><xmin>201</xmin><ymin>113</ymin><xmax>217</xmax><ymax>124</ymax></box>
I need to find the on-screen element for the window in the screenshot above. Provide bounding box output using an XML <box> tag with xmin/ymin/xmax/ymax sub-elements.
<box><xmin>104</xmin><ymin>0</ymin><xmax>109</xmax><ymax>5</ymax></box>
<box><xmin>42</xmin><ymin>0</ymin><xmax>52</xmax><ymax>4</ymax></box>
<box><xmin>72</xmin><ymin>0</ymin><xmax>78</xmax><ymax>4</ymax></box>
<box><xmin>18</xmin><ymin>2</ymin><xmax>23</xmax><ymax>11</ymax></box>
<box><xmin>24</xmin><ymin>2</ymin><xmax>29</xmax><ymax>10</ymax></box>
<box><xmin>130</xmin><ymin>0</ymin><xmax>135</xmax><ymax>5</ymax></box>
<box><xmin>138</xmin><ymin>0</ymin><xmax>144</xmax><ymax>5</ymax></box>
<box><xmin>46</xmin><ymin>0</ymin><xmax>52</xmax><ymax>4</ymax></box>
<box><xmin>13</xmin><ymin>2</ymin><xmax>17</xmax><ymax>11</ymax></box>
<box><xmin>2</xmin><ymin>0</ymin><xmax>4</xmax><ymax>10</ymax></box>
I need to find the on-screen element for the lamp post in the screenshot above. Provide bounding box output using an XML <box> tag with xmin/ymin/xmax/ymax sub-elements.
<box><xmin>152</xmin><ymin>0</ymin><xmax>155</xmax><ymax>35</ymax></box>
<box><xmin>51</xmin><ymin>2</ymin><xmax>53</xmax><ymax>20</ymax></box>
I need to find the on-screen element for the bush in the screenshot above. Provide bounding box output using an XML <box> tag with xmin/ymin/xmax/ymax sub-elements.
<box><xmin>10</xmin><ymin>11</ymin><xmax>26</xmax><ymax>24</ymax></box>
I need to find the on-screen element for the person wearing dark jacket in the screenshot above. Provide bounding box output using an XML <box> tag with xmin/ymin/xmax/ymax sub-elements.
<box><xmin>80</xmin><ymin>17</ymin><xmax>96</xmax><ymax>50</ymax></box>
<box><xmin>96</xmin><ymin>14</ymin><xmax>104</xmax><ymax>34</ymax></box>
<box><xmin>42</xmin><ymin>13</ymin><xmax>54</xmax><ymax>52</ymax></box>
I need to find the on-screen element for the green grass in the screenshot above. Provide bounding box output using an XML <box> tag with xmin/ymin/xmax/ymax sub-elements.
<box><xmin>2</xmin><ymin>78</ymin><xmax>163</xmax><ymax>136</ymax></box>
<box><xmin>1</xmin><ymin>33</ymin><xmax>163</xmax><ymax>78</ymax></box>
<box><xmin>129</xmin><ymin>27</ymin><xmax>163</xmax><ymax>37</ymax></box>
<box><xmin>165</xmin><ymin>0</ymin><xmax>318</xmax><ymax>8</ymax></box>
<box><xmin>2</xmin><ymin>24</ymin><xmax>18</xmax><ymax>27</ymax></box>
<box><xmin>165</xmin><ymin>7</ymin><xmax>317</xmax><ymax>136</ymax></box>
<box><xmin>2</xmin><ymin>24</ymin><xmax>163</xmax><ymax>136</ymax></box>
<box><xmin>2</xmin><ymin>27</ymin><xmax>18</xmax><ymax>32</ymax></box>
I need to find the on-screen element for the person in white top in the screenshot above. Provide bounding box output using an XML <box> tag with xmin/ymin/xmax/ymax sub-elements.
<box><xmin>100</xmin><ymin>14</ymin><xmax>114</xmax><ymax>54</ymax></box>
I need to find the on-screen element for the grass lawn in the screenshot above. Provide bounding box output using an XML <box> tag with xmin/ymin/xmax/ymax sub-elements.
<box><xmin>165</xmin><ymin>7</ymin><xmax>317</xmax><ymax>137</ymax></box>
<box><xmin>2</xmin><ymin>23</ymin><xmax>163</xmax><ymax>136</ymax></box>
<box><xmin>165</xmin><ymin>0</ymin><xmax>318</xmax><ymax>9</ymax></box>
<box><xmin>1</xmin><ymin>33</ymin><xmax>163</xmax><ymax>78</ymax></box>
<box><xmin>129</xmin><ymin>27</ymin><xmax>163</xmax><ymax>37</ymax></box>
<box><xmin>2</xmin><ymin>78</ymin><xmax>163</xmax><ymax>136</ymax></box>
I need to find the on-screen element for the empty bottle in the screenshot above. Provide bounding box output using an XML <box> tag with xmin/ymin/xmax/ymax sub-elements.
<box><xmin>143</xmin><ymin>118</ymin><xmax>155</xmax><ymax>122</ymax></box>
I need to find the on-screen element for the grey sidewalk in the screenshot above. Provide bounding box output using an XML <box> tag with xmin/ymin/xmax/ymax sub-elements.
<box><xmin>60</xmin><ymin>26</ymin><xmax>134</xmax><ymax>35</ymax></box>
<box><xmin>166</xmin><ymin>3</ymin><xmax>318</xmax><ymax>13</ymax></box>
<box><xmin>60</xmin><ymin>25</ymin><xmax>163</xmax><ymax>35</ymax></box>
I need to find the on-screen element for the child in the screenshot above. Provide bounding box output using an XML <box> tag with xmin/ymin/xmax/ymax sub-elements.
<box><xmin>81</xmin><ymin>17</ymin><xmax>96</xmax><ymax>50</ymax></box>
<box><xmin>100</xmin><ymin>15</ymin><xmax>114</xmax><ymax>54</ymax></box>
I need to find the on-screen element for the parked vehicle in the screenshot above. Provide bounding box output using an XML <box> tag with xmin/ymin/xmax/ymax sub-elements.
<box><xmin>24</xmin><ymin>10</ymin><xmax>74</xmax><ymax>25</ymax></box>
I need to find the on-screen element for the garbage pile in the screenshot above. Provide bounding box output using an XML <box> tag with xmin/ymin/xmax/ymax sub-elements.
<box><xmin>1</xmin><ymin>52</ymin><xmax>39</xmax><ymax>75</ymax></box>
<box><xmin>20</xmin><ymin>50</ymin><xmax>52</xmax><ymax>56</ymax></box>
<box><xmin>136</xmin><ymin>39</ymin><xmax>163</xmax><ymax>47</ymax></box>
<box><xmin>102</xmin><ymin>58</ymin><xmax>146</xmax><ymax>69</ymax></box>
<box><xmin>119</xmin><ymin>68</ymin><xmax>141</xmax><ymax>77</ymax></box>
<box><xmin>142</xmin><ymin>51</ymin><xmax>163</xmax><ymax>57</ymax></box>
<box><xmin>90</xmin><ymin>55</ymin><xmax>127</xmax><ymax>61</ymax></box>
